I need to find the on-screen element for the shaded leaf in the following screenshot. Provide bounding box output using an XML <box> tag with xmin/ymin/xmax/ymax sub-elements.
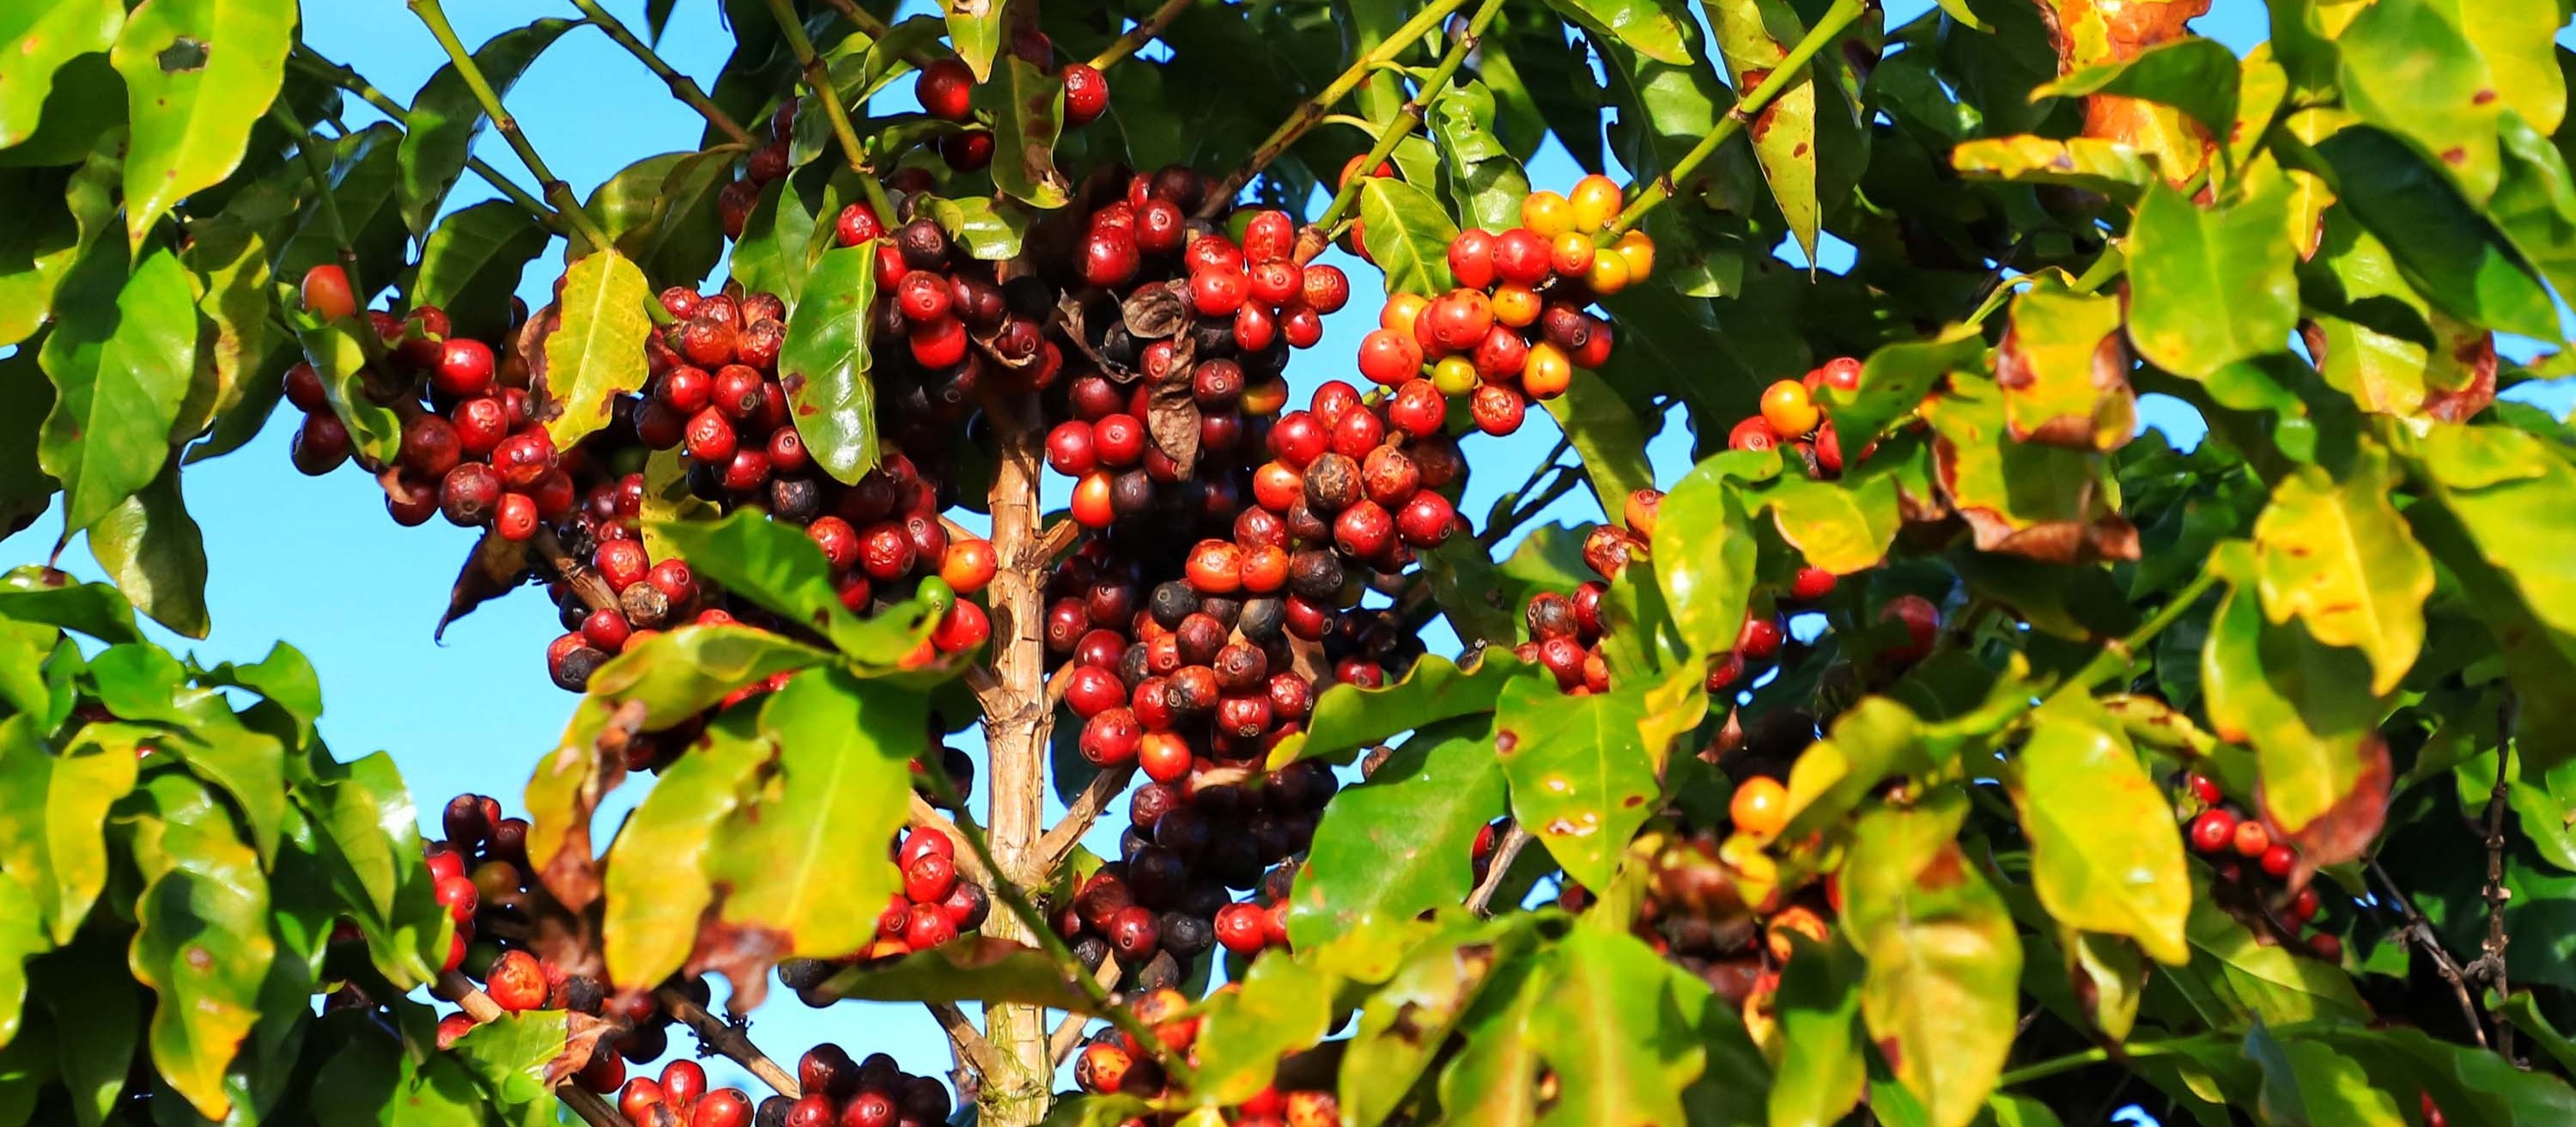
<box><xmin>415</xmin><ymin>201</ymin><xmax>552</xmax><ymax>343</ymax></box>
<box><xmin>975</xmin><ymin>57</ymin><xmax>1070</xmax><ymax>208</ymax></box>
<box><xmin>398</xmin><ymin>18</ymin><xmax>574</xmax><ymax>235</ymax></box>
<box><xmin>1540</xmin><ymin>368</ymin><xmax>1655</xmax><ymax>521</ymax></box>
<box><xmin>2251</xmin><ymin>446</ymin><xmax>2433</xmax><ymax>696</ymax></box>
<box><xmin>1539</xmin><ymin>0</ymin><xmax>1692</xmax><ymax>66</ymax></box>
<box><xmin>2202</xmin><ymin>541</ymin><xmax>2391</xmax><ymax>844</ymax></box>
<box><xmin>1841</xmin><ymin>794</ymin><xmax>2021</xmax><ymax>1127</ymax></box>
<box><xmin>1820</xmin><ymin>324</ymin><xmax>1985</xmax><ymax>448</ymax></box>
<box><xmin>0</xmin><ymin>1</ymin><xmax>120</xmax><ymax>149</ymax></box>
<box><xmin>2033</xmin><ymin>35</ymin><xmax>2239</xmax><ymax>140</ymax></box>
<box><xmin>2407</xmin><ymin>423</ymin><xmax>2576</xmax><ymax>770</ymax></box>
<box><xmin>583</xmin><ymin>624</ymin><xmax>832</xmax><ymax>730</ymax></box>
<box><xmin>813</xmin><ymin>938</ymin><xmax>1092</xmax><ymax>1009</ymax></box>
<box><xmin>652</xmin><ymin>509</ymin><xmax>942</xmax><ymax>662</ymax></box>
<box><xmin>84</xmin><ymin>460</ymin><xmax>208</xmax><ymax>639</ymax></box>
<box><xmin>2244</xmin><ymin>1026</ymin><xmax>2406</xmax><ymax>1126</ymax></box>
<box><xmin>2311</xmin><ymin>125</ymin><xmax>2560</xmax><ymax>340</ymax></box>
<box><xmin>1767</xmin><ymin>936</ymin><xmax>1868</xmax><ymax>1127</ymax></box>
<box><xmin>2180</xmin><ymin>886</ymin><xmax>2370</xmax><ymax>1027</ymax></box>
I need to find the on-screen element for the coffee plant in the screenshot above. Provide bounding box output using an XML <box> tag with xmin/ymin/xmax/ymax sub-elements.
<box><xmin>9</xmin><ymin>0</ymin><xmax>2576</xmax><ymax>1124</ymax></box>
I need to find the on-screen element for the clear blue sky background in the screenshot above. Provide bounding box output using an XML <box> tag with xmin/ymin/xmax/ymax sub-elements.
<box><xmin>6</xmin><ymin>0</ymin><xmax>2573</xmax><ymax>1110</ymax></box>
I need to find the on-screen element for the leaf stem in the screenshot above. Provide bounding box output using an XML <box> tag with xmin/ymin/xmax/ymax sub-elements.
<box><xmin>657</xmin><ymin>985</ymin><xmax>802</xmax><ymax>1096</ymax></box>
<box><xmin>2057</xmin><ymin>566</ymin><xmax>2221</xmax><ymax>699</ymax></box>
<box><xmin>1606</xmin><ymin>0</ymin><xmax>1865</xmax><ymax>236</ymax></box>
<box><xmin>268</xmin><ymin>102</ymin><xmax>371</xmax><ymax>307</ymax></box>
<box><xmin>759</xmin><ymin>0</ymin><xmax>902</xmax><ymax>224</ymax></box>
<box><xmin>1196</xmin><ymin>0</ymin><xmax>1475</xmax><ymax>219</ymax></box>
<box><xmin>565</xmin><ymin>0</ymin><xmax>756</xmax><ymax>145</ymax></box>
<box><xmin>910</xmin><ymin>760</ymin><xmax>1201</xmax><ymax>1087</ymax></box>
<box><xmin>1089</xmin><ymin>0</ymin><xmax>1194</xmax><ymax>70</ymax></box>
<box><xmin>404</xmin><ymin>0</ymin><xmax>614</xmax><ymax>249</ymax></box>
<box><xmin>1303</xmin><ymin>0</ymin><xmax>1510</xmax><ymax>251</ymax></box>
<box><xmin>286</xmin><ymin>46</ymin><xmax>568</xmax><ymax>234</ymax></box>
<box><xmin>1995</xmin><ymin>1039</ymin><xmax>2186</xmax><ymax>1087</ymax></box>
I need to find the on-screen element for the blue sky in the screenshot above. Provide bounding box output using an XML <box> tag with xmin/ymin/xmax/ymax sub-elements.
<box><xmin>6</xmin><ymin>0</ymin><xmax>2573</xmax><ymax>1106</ymax></box>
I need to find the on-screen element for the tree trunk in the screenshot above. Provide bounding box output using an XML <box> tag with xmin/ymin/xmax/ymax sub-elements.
<box><xmin>976</xmin><ymin>393</ymin><xmax>1057</xmax><ymax>1127</ymax></box>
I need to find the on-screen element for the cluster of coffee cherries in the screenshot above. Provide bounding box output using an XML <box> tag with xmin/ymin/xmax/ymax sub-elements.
<box><xmin>737</xmin><ymin>1044</ymin><xmax>954</xmax><ymax>1127</ymax></box>
<box><xmin>916</xmin><ymin>29</ymin><xmax>1110</xmax><ymax>173</ymax></box>
<box><xmin>1055</xmin><ymin>783</ymin><xmax>1317</xmax><ymax>980</ymax></box>
<box><xmin>412</xmin><ymin>794</ymin><xmax>659</xmax><ymax>1097</ymax></box>
<box><xmin>1351</xmin><ymin>175</ymin><xmax>1652</xmax><ymax>436</ymax></box>
<box><xmin>284</xmin><ymin>271</ymin><xmax>592</xmax><ymax>545</ymax></box>
<box><xmin>1073</xmin><ymin>195</ymin><xmax>1352</xmax><ymax>362</ymax></box>
<box><xmin>1071</xmin><ymin>988</ymin><xmax>1336</xmax><ymax>1126</ymax></box>
<box><xmin>865</xmin><ymin>827</ymin><xmax>992</xmax><ymax>959</ymax></box>
<box><xmin>2180</xmin><ymin>774</ymin><xmax>2337</xmax><ymax>960</ymax></box>
<box><xmin>1727</xmin><ymin>356</ymin><xmax>1862</xmax><ymax>477</ymax></box>
<box><xmin>719</xmin><ymin>103</ymin><xmax>803</xmax><ymax>241</ymax></box>
<box><xmin>614</xmin><ymin>1059</ymin><xmax>756</xmax><ymax>1127</ymax></box>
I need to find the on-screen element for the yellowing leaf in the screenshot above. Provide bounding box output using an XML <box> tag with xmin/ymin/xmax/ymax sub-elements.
<box><xmin>603</xmin><ymin>715</ymin><xmax>768</xmax><ymax>988</ymax></box>
<box><xmin>1841</xmin><ymin>794</ymin><xmax>2021</xmax><ymax>1127</ymax></box>
<box><xmin>2252</xmin><ymin>446</ymin><xmax>2434</xmax><ymax>695</ymax></box>
<box><xmin>2201</xmin><ymin>542</ymin><xmax>2391</xmax><ymax>838</ymax></box>
<box><xmin>711</xmin><ymin>668</ymin><xmax>917</xmax><ymax>960</ymax></box>
<box><xmin>1996</xmin><ymin>287</ymin><xmax>2133</xmax><ymax>451</ymax></box>
<box><xmin>541</xmin><ymin>249</ymin><xmax>652</xmax><ymax>450</ymax></box>
<box><xmin>2124</xmin><ymin>178</ymin><xmax>2297</xmax><ymax>380</ymax></box>
<box><xmin>110</xmin><ymin>0</ymin><xmax>292</xmax><ymax>252</ymax></box>
<box><xmin>2010</xmin><ymin>694</ymin><xmax>2190</xmax><ymax>965</ymax></box>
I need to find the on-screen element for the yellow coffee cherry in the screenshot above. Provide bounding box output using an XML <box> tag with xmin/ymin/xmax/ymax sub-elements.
<box><xmin>1520</xmin><ymin>191</ymin><xmax>1574</xmax><ymax>239</ymax></box>
<box><xmin>1614</xmin><ymin>230</ymin><xmax>1656</xmax><ymax>280</ymax></box>
<box><xmin>1568</xmin><ymin>174</ymin><xmax>1622</xmax><ymax>232</ymax></box>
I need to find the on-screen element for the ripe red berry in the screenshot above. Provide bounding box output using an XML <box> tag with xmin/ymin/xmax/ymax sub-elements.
<box><xmin>484</xmin><ymin>949</ymin><xmax>547</xmax><ymax>1011</ymax></box>
<box><xmin>1357</xmin><ymin>328</ymin><xmax>1423</xmax><ymax>387</ymax></box>
<box><xmin>939</xmin><ymin>129</ymin><xmax>995</xmax><ymax>172</ymax></box>
<box><xmin>1879</xmin><ymin>594</ymin><xmax>1938</xmax><ymax>664</ymax></box>
<box><xmin>904</xmin><ymin>851</ymin><xmax>959</xmax><ymax>905</ymax></box>
<box><xmin>1468</xmin><ymin>384</ymin><xmax>1525</xmax><ymax>436</ymax></box>
<box><xmin>493</xmin><ymin>492</ymin><xmax>540</xmax><ymax>541</ymax></box>
<box><xmin>2232</xmin><ymin>819</ymin><xmax>2272</xmax><ymax>858</ymax></box>
<box><xmin>1062</xmin><ymin>63</ymin><xmax>1109</xmax><ymax>126</ymax></box>
<box><xmin>301</xmin><ymin>264</ymin><xmax>358</xmax><ymax>321</ymax></box>
<box><xmin>916</xmin><ymin>59</ymin><xmax>975</xmax><ymax>121</ymax></box>
<box><xmin>1214</xmin><ymin>901</ymin><xmax>1267</xmax><ymax>954</ymax></box>
<box><xmin>1789</xmin><ymin>566</ymin><xmax>1837</xmax><ymax>601</ymax></box>
<box><xmin>2189</xmin><ymin>808</ymin><xmax>2238</xmax><ymax>853</ymax></box>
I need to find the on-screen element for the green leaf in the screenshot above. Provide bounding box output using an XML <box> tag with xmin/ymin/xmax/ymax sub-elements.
<box><xmin>1768</xmin><ymin>937</ymin><xmax>1868</xmax><ymax>1127</ymax></box>
<box><xmin>307</xmin><ymin>1015</ymin><xmax>484</xmax><ymax>1127</ymax></box>
<box><xmin>1707</xmin><ymin>0</ymin><xmax>1820</xmax><ymax>259</ymax></box>
<box><xmin>1431</xmin><ymin>82</ymin><xmax>1532</xmax><ymax>232</ymax></box>
<box><xmin>0</xmin><ymin>566</ymin><xmax>141</xmax><ymax>643</ymax></box>
<box><xmin>1752</xmin><ymin>469</ymin><xmax>1902</xmax><ymax>577</ymax></box>
<box><xmin>1781</xmin><ymin>695</ymin><xmax>1929</xmax><ymax>838</ymax></box>
<box><xmin>713</xmin><ymin>668</ymin><xmax>918</xmax><ymax>959</ymax></box>
<box><xmin>82</xmin><ymin>462</ymin><xmax>209</xmax><ymax>638</ymax></box>
<box><xmin>1653</xmin><ymin>453</ymin><xmax>1763</xmax><ymax>657</ymax></box>
<box><xmin>779</xmin><ymin>243</ymin><xmax>880</xmax><ymax>484</ymax></box>
<box><xmin>2179</xmin><ymin>886</ymin><xmax>2369</xmax><ymax>1027</ymax></box>
<box><xmin>1996</xmin><ymin>286</ymin><xmax>2134</xmax><ymax>451</ymax></box>
<box><xmin>2033</xmin><ymin>35</ymin><xmax>2239</xmax><ymax>140</ymax></box>
<box><xmin>2244</xmin><ymin>1027</ymin><xmax>2407</xmax><ymax>1126</ymax></box>
<box><xmin>2335</xmin><ymin>0</ymin><xmax>2512</xmax><ymax>204</ymax></box>
<box><xmin>603</xmin><ymin>713</ymin><xmax>767</xmax><ymax>988</ymax></box>
<box><xmin>1357</xmin><ymin>176</ymin><xmax>1460</xmax><ymax>297</ymax></box>
<box><xmin>0</xmin><ymin>714</ymin><xmax>137</xmax><ymax>944</ymax></box>
<box><xmin>2251</xmin><ymin>447</ymin><xmax>2433</xmax><ymax>697</ymax></box>
<box><xmin>1539</xmin><ymin>0</ymin><xmax>1692</xmax><ymax>66</ymax></box>
<box><xmin>2010</xmin><ymin>694</ymin><xmax>2190</xmax><ymax>965</ymax></box>
<box><xmin>274</xmin><ymin>122</ymin><xmax>408</xmax><ymax>289</ymax></box>
<box><xmin>651</xmin><ymin>509</ymin><xmax>942</xmax><ymax>663</ymax></box>
<box><xmin>1434</xmin><ymin>952</ymin><xmax>1544</xmax><ymax>1127</ymax></box>
<box><xmin>1820</xmin><ymin>324</ymin><xmax>1984</xmax><ymax>448</ymax></box>
<box><xmin>448</xmin><ymin>1009</ymin><xmax>569</xmax><ymax>1114</ymax></box>
<box><xmin>1841</xmin><ymin>794</ymin><xmax>2021</xmax><ymax>1127</ymax></box>
<box><xmin>2408</xmin><ymin>423</ymin><xmax>2576</xmax><ymax>770</ymax></box>
<box><xmin>581</xmin><ymin>151</ymin><xmax>691</xmax><ymax>247</ymax></box>
<box><xmin>1266</xmin><ymin>651</ymin><xmax>1536</xmax><ymax>768</ymax></box>
<box><xmin>975</xmin><ymin>57</ymin><xmax>1070</xmax><ymax>208</ymax></box>
<box><xmin>38</xmin><ymin>243</ymin><xmax>195</xmax><ymax>536</ymax></box>
<box><xmin>618</xmin><ymin>146</ymin><xmax>738</xmax><ymax>289</ymax></box>
<box><xmin>2125</xmin><ymin>178</ymin><xmax>2297</xmax><ymax>380</ymax></box>
<box><xmin>2311</xmin><ymin>125</ymin><xmax>2561</xmax><ymax>341</ymax></box>
<box><xmin>1289</xmin><ymin>716</ymin><xmax>1506</xmax><ymax>949</ymax></box>
<box><xmin>0</xmin><ymin>138</ymin><xmax>106</xmax><ymax>353</ymax></box>
<box><xmin>0</xmin><ymin>880</ymin><xmax>39</xmax><ymax>1051</ymax></box>
<box><xmin>583</xmin><ymin>623</ymin><xmax>832</xmax><ymax>730</ymax></box>
<box><xmin>946</xmin><ymin>0</ymin><xmax>1005</xmax><ymax>81</ymax></box>
<box><xmin>730</xmin><ymin>166</ymin><xmax>830</xmax><ymax>302</ymax></box>
<box><xmin>927</xmin><ymin>195</ymin><xmax>1033</xmax><ymax>260</ymax></box>
<box><xmin>2495</xmin><ymin>990</ymin><xmax>2576</xmax><ymax>1075</ymax></box>
<box><xmin>1528</xmin><ymin>927</ymin><xmax>1713</xmax><ymax>1127</ymax></box>
<box><xmin>288</xmin><ymin>308</ymin><xmax>401</xmax><ymax>466</ymax></box>
<box><xmin>297</xmin><ymin>749</ymin><xmax>444</xmax><ymax>989</ymax></box>
<box><xmin>1493</xmin><ymin>678</ymin><xmax>1661</xmax><ymax>890</ymax></box>
<box><xmin>0</xmin><ymin>1</ymin><xmax>120</xmax><ymax>149</ymax></box>
<box><xmin>638</xmin><ymin>446</ymin><xmax>720</xmax><ymax>564</ymax></box>
<box><xmin>1923</xmin><ymin>376</ymin><xmax>2139</xmax><ymax>565</ymax></box>
<box><xmin>109</xmin><ymin>0</ymin><xmax>291</xmax><ymax>252</ymax></box>
<box><xmin>1950</xmin><ymin>135</ymin><xmax>2154</xmax><ymax>197</ymax></box>
<box><xmin>1540</xmin><ymin>368</ymin><xmax>1655</xmax><ymax>521</ymax></box>
<box><xmin>118</xmin><ymin>772</ymin><xmax>270</xmax><ymax>1121</ymax></box>
<box><xmin>415</xmin><ymin>201</ymin><xmax>552</xmax><ymax>343</ymax></box>
<box><xmin>812</xmin><ymin>938</ymin><xmax>1092</xmax><ymax>1009</ymax></box>
<box><xmin>30</xmin><ymin>940</ymin><xmax>137</xmax><ymax>1127</ymax></box>
<box><xmin>1192</xmin><ymin>947</ymin><xmax>1339</xmax><ymax>1104</ymax></box>
<box><xmin>541</xmin><ymin>248</ymin><xmax>652</xmax><ymax>449</ymax></box>
<box><xmin>398</xmin><ymin>18</ymin><xmax>574</xmax><ymax>235</ymax></box>
<box><xmin>1341</xmin><ymin>915</ymin><xmax>1534</xmax><ymax>1127</ymax></box>
<box><xmin>2202</xmin><ymin>541</ymin><xmax>2391</xmax><ymax>841</ymax></box>
<box><xmin>173</xmin><ymin>216</ymin><xmax>272</xmax><ymax>443</ymax></box>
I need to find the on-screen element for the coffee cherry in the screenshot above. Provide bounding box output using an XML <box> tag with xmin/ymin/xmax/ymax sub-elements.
<box><xmin>2232</xmin><ymin>819</ymin><xmax>2272</xmax><ymax>858</ymax></box>
<box><xmin>1468</xmin><ymin>384</ymin><xmax>1525</xmax><ymax>436</ymax></box>
<box><xmin>1083</xmin><ymin>228</ymin><xmax>1141</xmax><ymax>288</ymax></box>
<box><xmin>1521</xmin><ymin>191</ymin><xmax>1574</xmax><ymax>238</ymax></box>
<box><xmin>1761</xmin><ymin>379</ymin><xmax>1821</xmax><ymax>438</ymax></box>
<box><xmin>290</xmin><ymin>411</ymin><xmax>352</xmax><ymax>476</ymax></box>
<box><xmin>1789</xmin><ymin>566</ymin><xmax>1837</xmax><ymax>601</ymax></box>
<box><xmin>484</xmin><ymin>949</ymin><xmax>547</xmax><ymax>1011</ymax></box>
<box><xmin>931</xmin><ymin>600</ymin><xmax>989</xmax><ymax>652</ymax></box>
<box><xmin>1737</xmin><ymin>615</ymin><xmax>1783</xmax><ymax>661</ymax></box>
<box><xmin>1061</xmin><ymin>63</ymin><xmax>1109</xmax><ymax>125</ymax></box>
<box><xmin>301</xmin><ymin>265</ymin><xmax>357</xmax><ymax>321</ymax></box>
<box><xmin>1879</xmin><ymin>594</ymin><xmax>1939</xmax><ymax>664</ymax></box>
<box><xmin>916</xmin><ymin>59</ymin><xmax>975</xmax><ymax>121</ymax></box>
<box><xmin>939</xmin><ymin>129</ymin><xmax>995</xmax><ymax>171</ymax></box>
<box><xmin>1493</xmin><ymin>228</ymin><xmax>1552</xmax><ymax>286</ymax></box>
<box><xmin>2188</xmin><ymin>808</ymin><xmax>2238</xmax><ymax>853</ymax></box>
<box><xmin>1730</xmin><ymin>777</ymin><xmax>1789</xmax><ymax>838</ymax></box>
<box><xmin>1357</xmin><ymin>328</ymin><xmax>1424</xmax><ymax>387</ymax></box>
<box><xmin>494</xmin><ymin>492</ymin><xmax>540</xmax><ymax>541</ymax></box>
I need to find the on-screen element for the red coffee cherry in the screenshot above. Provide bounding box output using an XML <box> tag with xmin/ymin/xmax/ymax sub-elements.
<box><xmin>916</xmin><ymin>59</ymin><xmax>975</xmax><ymax>121</ymax></box>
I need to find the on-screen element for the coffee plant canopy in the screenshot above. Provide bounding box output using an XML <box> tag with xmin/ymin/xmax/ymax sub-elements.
<box><xmin>5</xmin><ymin>0</ymin><xmax>2576</xmax><ymax>1125</ymax></box>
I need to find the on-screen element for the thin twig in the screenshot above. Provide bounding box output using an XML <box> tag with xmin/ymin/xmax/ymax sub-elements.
<box><xmin>534</xmin><ymin>527</ymin><xmax>621</xmax><ymax>613</ymax></box>
<box><xmin>404</xmin><ymin>0</ymin><xmax>613</xmax><ymax>248</ymax></box>
<box><xmin>2367</xmin><ymin>857</ymin><xmax>2488</xmax><ymax>1050</ymax></box>
<box><xmin>1034</xmin><ymin>519</ymin><xmax>1081</xmax><ymax>560</ymax></box>
<box><xmin>2476</xmin><ymin>691</ymin><xmax>2518</xmax><ymax>1059</ymax></box>
<box><xmin>566</xmin><ymin>0</ymin><xmax>755</xmax><ymax>145</ymax></box>
<box><xmin>1303</xmin><ymin>0</ymin><xmax>1510</xmax><ymax>252</ymax></box>
<box><xmin>1089</xmin><ymin>0</ymin><xmax>1194</xmax><ymax>69</ymax></box>
<box><xmin>927</xmin><ymin>1000</ymin><xmax>1008</xmax><ymax>1081</ymax></box>
<box><xmin>1048</xmin><ymin>957</ymin><xmax>1127</xmax><ymax>1066</ymax></box>
<box><xmin>1036</xmin><ymin>765</ymin><xmax>1137</xmax><ymax>875</ymax></box>
<box><xmin>761</xmin><ymin>0</ymin><xmax>901</xmax><ymax>224</ymax></box>
<box><xmin>267</xmin><ymin>100</ymin><xmax>389</xmax><ymax>375</ymax></box>
<box><xmin>1465</xmin><ymin>823</ymin><xmax>1531</xmax><ymax>915</ymax></box>
<box><xmin>1195</xmin><ymin>0</ymin><xmax>1474</xmax><ymax>218</ymax></box>
<box><xmin>288</xmin><ymin>46</ymin><xmax>566</xmax><ymax>233</ymax></box>
<box><xmin>1607</xmin><ymin>0</ymin><xmax>1865</xmax><ymax>235</ymax></box>
<box><xmin>658</xmin><ymin>985</ymin><xmax>802</xmax><ymax>1097</ymax></box>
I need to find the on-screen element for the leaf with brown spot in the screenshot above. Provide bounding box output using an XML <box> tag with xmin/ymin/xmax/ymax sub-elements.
<box><xmin>970</xmin><ymin>56</ymin><xmax>1069</xmax><ymax>209</ymax></box>
<box><xmin>522</xmin><ymin>699</ymin><xmax>625</xmax><ymax>913</ymax></box>
<box><xmin>1492</xmin><ymin>678</ymin><xmax>1663</xmax><ymax>891</ymax></box>
<box><xmin>2202</xmin><ymin>541</ymin><xmax>2393</xmax><ymax>841</ymax></box>
<box><xmin>2252</xmin><ymin>445</ymin><xmax>2434</xmax><ymax>695</ymax></box>
<box><xmin>2010</xmin><ymin>693</ymin><xmax>2191</xmax><ymax>965</ymax></box>
<box><xmin>602</xmin><ymin>710</ymin><xmax>770</xmax><ymax>990</ymax></box>
<box><xmin>1267</xmin><ymin>651</ymin><xmax>1538</xmax><ymax>769</ymax></box>
<box><xmin>1290</xmin><ymin>716</ymin><xmax>1506</xmax><ymax>950</ymax></box>
<box><xmin>1839</xmin><ymin>791</ymin><xmax>2020</xmax><ymax>1127</ymax></box>
<box><xmin>1995</xmin><ymin>286</ymin><xmax>2134</xmax><ymax>451</ymax></box>
<box><xmin>1146</xmin><ymin>341</ymin><xmax>1201</xmax><ymax>478</ymax></box>
<box><xmin>1923</xmin><ymin>377</ymin><xmax>2138</xmax><ymax>564</ymax></box>
<box><xmin>1340</xmin><ymin>914</ymin><xmax>1538</xmax><ymax>1127</ymax></box>
<box><xmin>1120</xmin><ymin>280</ymin><xmax>1190</xmax><ymax>340</ymax></box>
